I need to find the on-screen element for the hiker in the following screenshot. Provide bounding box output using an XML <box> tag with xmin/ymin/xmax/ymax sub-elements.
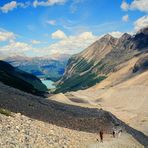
<box><xmin>99</xmin><ymin>130</ymin><xmax>103</xmax><ymax>142</ymax></box>
<box><xmin>112</xmin><ymin>129</ymin><xmax>122</xmax><ymax>138</ymax></box>
<box><xmin>117</xmin><ymin>130</ymin><xmax>122</xmax><ymax>138</ymax></box>
<box><xmin>113</xmin><ymin>130</ymin><xmax>116</xmax><ymax>138</ymax></box>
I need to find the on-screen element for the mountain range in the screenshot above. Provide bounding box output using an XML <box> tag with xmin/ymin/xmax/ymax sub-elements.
<box><xmin>4</xmin><ymin>54</ymin><xmax>70</xmax><ymax>82</ymax></box>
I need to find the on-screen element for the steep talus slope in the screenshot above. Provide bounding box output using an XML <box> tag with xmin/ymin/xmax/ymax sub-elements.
<box><xmin>0</xmin><ymin>113</ymin><xmax>143</xmax><ymax>148</ymax></box>
<box><xmin>0</xmin><ymin>82</ymin><xmax>147</xmax><ymax>147</ymax></box>
<box><xmin>0</xmin><ymin>60</ymin><xmax>47</xmax><ymax>96</ymax></box>
<box><xmin>56</xmin><ymin>27</ymin><xmax>148</xmax><ymax>93</ymax></box>
<box><xmin>0</xmin><ymin>81</ymin><xmax>119</xmax><ymax>133</ymax></box>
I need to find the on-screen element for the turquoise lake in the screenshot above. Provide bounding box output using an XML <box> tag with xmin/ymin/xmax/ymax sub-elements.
<box><xmin>41</xmin><ymin>80</ymin><xmax>55</xmax><ymax>89</ymax></box>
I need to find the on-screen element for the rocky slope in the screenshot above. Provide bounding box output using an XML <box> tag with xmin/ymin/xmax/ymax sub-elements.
<box><xmin>0</xmin><ymin>113</ymin><xmax>97</xmax><ymax>148</ymax></box>
<box><xmin>0</xmin><ymin>82</ymin><xmax>147</xmax><ymax>147</ymax></box>
<box><xmin>0</xmin><ymin>113</ymin><xmax>144</xmax><ymax>148</ymax></box>
<box><xmin>0</xmin><ymin>60</ymin><xmax>47</xmax><ymax>96</ymax></box>
<box><xmin>55</xmin><ymin>27</ymin><xmax>148</xmax><ymax>93</ymax></box>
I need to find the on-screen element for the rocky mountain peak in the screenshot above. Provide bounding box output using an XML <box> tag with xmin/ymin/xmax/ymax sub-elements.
<box><xmin>100</xmin><ymin>34</ymin><xmax>115</xmax><ymax>42</ymax></box>
<box><xmin>120</xmin><ymin>33</ymin><xmax>131</xmax><ymax>40</ymax></box>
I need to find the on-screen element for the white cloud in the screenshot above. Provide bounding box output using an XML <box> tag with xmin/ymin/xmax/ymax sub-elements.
<box><xmin>0</xmin><ymin>41</ymin><xmax>32</xmax><ymax>57</ymax></box>
<box><xmin>109</xmin><ymin>31</ymin><xmax>124</xmax><ymax>38</ymax></box>
<box><xmin>0</xmin><ymin>1</ymin><xmax>30</xmax><ymax>13</ymax></box>
<box><xmin>122</xmin><ymin>14</ymin><xmax>129</xmax><ymax>22</ymax></box>
<box><xmin>51</xmin><ymin>30</ymin><xmax>67</xmax><ymax>39</ymax></box>
<box><xmin>121</xmin><ymin>1</ymin><xmax>129</xmax><ymax>11</ymax></box>
<box><xmin>0</xmin><ymin>30</ymin><xmax>16</xmax><ymax>42</ymax></box>
<box><xmin>79</xmin><ymin>32</ymin><xmax>95</xmax><ymax>40</ymax></box>
<box><xmin>31</xmin><ymin>40</ymin><xmax>41</xmax><ymax>44</ymax></box>
<box><xmin>33</xmin><ymin>0</ymin><xmax>67</xmax><ymax>7</ymax></box>
<box><xmin>1</xmin><ymin>41</ymin><xmax>31</xmax><ymax>51</ymax></box>
<box><xmin>1</xmin><ymin>1</ymin><xmax>17</xmax><ymax>13</ymax></box>
<box><xmin>0</xmin><ymin>29</ymin><xmax>128</xmax><ymax>58</ymax></box>
<box><xmin>39</xmin><ymin>31</ymin><xmax>98</xmax><ymax>55</ymax></box>
<box><xmin>134</xmin><ymin>15</ymin><xmax>148</xmax><ymax>31</ymax></box>
<box><xmin>130</xmin><ymin>0</ymin><xmax>148</xmax><ymax>13</ymax></box>
<box><xmin>46</xmin><ymin>20</ymin><xmax>56</xmax><ymax>25</ymax></box>
<box><xmin>121</xmin><ymin>0</ymin><xmax>148</xmax><ymax>13</ymax></box>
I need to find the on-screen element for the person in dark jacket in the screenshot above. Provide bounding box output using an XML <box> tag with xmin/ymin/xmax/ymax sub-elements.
<box><xmin>99</xmin><ymin>130</ymin><xmax>104</xmax><ymax>142</ymax></box>
<box><xmin>113</xmin><ymin>130</ymin><xmax>116</xmax><ymax>138</ymax></box>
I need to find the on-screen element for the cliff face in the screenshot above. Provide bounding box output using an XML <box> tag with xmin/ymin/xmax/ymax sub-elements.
<box><xmin>55</xmin><ymin>27</ymin><xmax>148</xmax><ymax>93</ymax></box>
<box><xmin>0</xmin><ymin>60</ymin><xmax>47</xmax><ymax>96</ymax></box>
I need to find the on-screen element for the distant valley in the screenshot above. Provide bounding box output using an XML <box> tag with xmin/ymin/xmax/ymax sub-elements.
<box><xmin>4</xmin><ymin>54</ymin><xmax>70</xmax><ymax>82</ymax></box>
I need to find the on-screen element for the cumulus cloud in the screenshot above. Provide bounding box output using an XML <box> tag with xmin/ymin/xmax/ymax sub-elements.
<box><xmin>1</xmin><ymin>1</ymin><xmax>17</xmax><ymax>13</ymax></box>
<box><xmin>0</xmin><ymin>0</ymin><xmax>66</xmax><ymax>13</ymax></box>
<box><xmin>134</xmin><ymin>15</ymin><xmax>148</xmax><ymax>31</ymax></box>
<box><xmin>122</xmin><ymin>14</ymin><xmax>129</xmax><ymax>22</ymax></box>
<box><xmin>78</xmin><ymin>32</ymin><xmax>95</xmax><ymax>40</ymax></box>
<box><xmin>0</xmin><ymin>1</ymin><xmax>30</xmax><ymax>13</ymax></box>
<box><xmin>1</xmin><ymin>30</ymin><xmax>125</xmax><ymax>57</ymax></box>
<box><xmin>121</xmin><ymin>1</ymin><xmax>129</xmax><ymax>11</ymax></box>
<box><xmin>51</xmin><ymin>30</ymin><xmax>67</xmax><ymax>39</ymax></box>
<box><xmin>38</xmin><ymin>31</ymin><xmax>99</xmax><ymax>55</ymax></box>
<box><xmin>121</xmin><ymin>0</ymin><xmax>148</xmax><ymax>13</ymax></box>
<box><xmin>0</xmin><ymin>30</ymin><xmax>16</xmax><ymax>42</ymax></box>
<box><xmin>109</xmin><ymin>31</ymin><xmax>124</xmax><ymax>38</ymax></box>
<box><xmin>130</xmin><ymin>0</ymin><xmax>148</xmax><ymax>12</ymax></box>
<box><xmin>46</xmin><ymin>20</ymin><xmax>56</xmax><ymax>25</ymax></box>
<box><xmin>33</xmin><ymin>0</ymin><xmax>66</xmax><ymax>7</ymax></box>
<box><xmin>0</xmin><ymin>28</ymin><xmax>32</xmax><ymax>57</ymax></box>
<box><xmin>0</xmin><ymin>41</ymin><xmax>32</xmax><ymax>57</ymax></box>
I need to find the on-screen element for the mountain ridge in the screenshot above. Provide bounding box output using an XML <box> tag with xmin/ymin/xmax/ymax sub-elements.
<box><xmin>0</xmin><ymin>60</ymin><xmax>48</xmax><ymax>96</ymax></box>
<box><xmin>55</xmin><ymin>27</ymin><xmax>148</xmax><ymax>93</ymax></box>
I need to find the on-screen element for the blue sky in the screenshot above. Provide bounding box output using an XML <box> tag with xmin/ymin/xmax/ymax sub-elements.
<box><xmin>0</xmin><ymin>0</ymin><xmax>148</xmax><ymax>57</ymax></box>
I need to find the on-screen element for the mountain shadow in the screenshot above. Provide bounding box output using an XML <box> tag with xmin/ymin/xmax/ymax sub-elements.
<box><xmin>0</xmin><ymin>60</ymin><xmax>48</xmax><ymax>96</ymax></box>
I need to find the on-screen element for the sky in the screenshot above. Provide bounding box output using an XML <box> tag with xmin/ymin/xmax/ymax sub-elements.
<box><xmin>0</xmin><ymin>0</ymin><xmax>148</xmax><ymax>58</ymax></box>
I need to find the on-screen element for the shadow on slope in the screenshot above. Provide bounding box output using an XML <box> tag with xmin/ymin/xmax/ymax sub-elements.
<box><xmin>0</xmin><ymin>82</ymin><xmax>148</xmax><ymax>147</ymax></box>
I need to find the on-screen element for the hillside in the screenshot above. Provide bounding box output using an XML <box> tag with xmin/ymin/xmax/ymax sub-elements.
<box><xmin>52</xmin><ymin>53</ymin><xmax>148</xmax><ymax>135</ymax></box>
<box><xmin>0</xmin><ymin>82</ymin><xmax>147</xmax><ymax>147</ymax></box>
<box><xmin>0</xmin><ymin>60</ymin><xmax>47</xmax><ymax>96</ymax></box>
<box><xmin>55</xmin><ymin>27</ymin><xmax>148</xmax><ymax>93</ymax></box>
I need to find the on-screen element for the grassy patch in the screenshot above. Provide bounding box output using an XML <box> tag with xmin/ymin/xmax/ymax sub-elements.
<box><xmin>0</xmin><ymin>108</ymin><xmax>12</xmax><ymax>116</ymax></box>
<box><xmin>55</xmin><ymin>73</ymin><xmax>107</xmax><ymax>93</ymax></box>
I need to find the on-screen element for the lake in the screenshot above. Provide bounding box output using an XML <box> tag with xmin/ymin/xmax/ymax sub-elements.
<box><xmin>41</xmin><ymin>79</ymin><xmax>55</xmax><ymax>89</ymax></box>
